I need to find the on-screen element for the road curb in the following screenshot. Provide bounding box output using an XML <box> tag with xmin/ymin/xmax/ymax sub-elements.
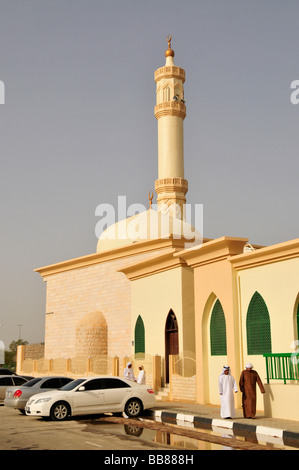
<box><xmin>147</xmin><ymin>408</ymin><xmax>299</xmax><ymax>448</ymax></box>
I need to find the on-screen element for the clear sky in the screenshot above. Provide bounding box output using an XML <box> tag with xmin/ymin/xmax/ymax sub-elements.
<box><xmin>0</xmin><ymin>0</ymin><xmax>298</xmax><ymax>349</ymax></box>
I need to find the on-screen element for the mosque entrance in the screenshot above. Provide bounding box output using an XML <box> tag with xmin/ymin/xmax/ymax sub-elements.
<box><xmin>165</xmin><ymin>310</ymin><xmax>179</xmax><ymax>383</ymax></box>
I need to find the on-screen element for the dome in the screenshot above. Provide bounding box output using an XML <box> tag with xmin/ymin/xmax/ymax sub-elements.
<box><xmin>96</xmin><ymin>209</ymin><xmax>202</xmax><ymax>253</ymax></box>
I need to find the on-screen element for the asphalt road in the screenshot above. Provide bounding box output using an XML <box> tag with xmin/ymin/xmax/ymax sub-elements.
<box><xmin>1</xmin><ymin>403</ymin><xmax>285</xmax><ymax>456</ymax></box>
<box><xmin>0</xmin><ymin>404</ymin><xmax>173</xmax><ymax>451</ymax></box>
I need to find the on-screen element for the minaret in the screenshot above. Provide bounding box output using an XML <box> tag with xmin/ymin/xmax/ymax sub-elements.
<box><xmin>154</xmin><ymin>36</ymin><xmax>188</xmax><ymax>219</ymax></box>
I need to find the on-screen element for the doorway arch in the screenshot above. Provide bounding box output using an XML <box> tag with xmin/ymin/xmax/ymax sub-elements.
<box><xmin>202</xmin><ymin>293</ymin><xmax>228</xmax><ymax>404</ymax></box>
<box><xmin>165</xmin><ymin>309</ymin><xmax>179</xmax><ymax>383</ymax></box>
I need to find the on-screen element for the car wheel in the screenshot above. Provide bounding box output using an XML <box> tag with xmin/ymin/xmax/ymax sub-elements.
<box><xmin>125</xmin><ymin>398</ymin><xmax>143</xmax><ymax>418</ymax></box>
<box><xmin>50</xmin><ymin>401</ymin><xmax>70</xmax><ymax>421</ymax></box>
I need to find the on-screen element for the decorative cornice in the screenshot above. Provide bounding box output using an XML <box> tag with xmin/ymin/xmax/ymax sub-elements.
<box><xmin>118</xmin><ymin>249</ymin><xmax>188</xmax><ymax>281</ymax></box>
<box><xmin>176</xmin><ymin>237</ymin><xmax>249</xmax><ymax>268</ymax></box>
<box><xmin>155</xmin><ymin>66</ymin><xmax>185</xmax><ymax>83</ymax></box>
<box><xmin>229</xmin><ymin>237</ymin><xmax>299</xmax><ymax>271</ymax></box>
<box><xmin>34</xmin><ymin>237</ymin><xmax>186</xmax><ymax>278</ymax></box>
<box><xmin>154</xmin><ymin>101</ymin><xmax>186</xmax><ymax>120</ymax></box>
<box><xmin>155</xmin><ymin>177</ymin><xmax>188</xmax><ymax>195</ymax></box>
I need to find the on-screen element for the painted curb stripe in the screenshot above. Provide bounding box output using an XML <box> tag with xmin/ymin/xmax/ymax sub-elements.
<box><xmin>212</xmin><ymin>418</ymin><xmax>234</xmax><ymax>429</ymax></box>
<box><xmin>193</xmin><ymin>416</ymin><xmax>213</xmax><ymax>430</ymax></box>
<box><xmin>148</xmin><ymin>408</ymin><xmax>299</xmax><ymax>448</ymax></box>
<box><xmin>256</xmin><ymin>425</ymin><xmax>284</xmax><ymax>438</ymax></box>
<box><xmin>233</xmin><ymin>421</ymin><xmax>257</xmax><ymax>436</ymax></box>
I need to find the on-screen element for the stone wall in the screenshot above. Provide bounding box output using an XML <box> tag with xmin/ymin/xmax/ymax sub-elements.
<box><xmin>23</xmin><ymin>343</ymin><xmax>44</xmax><ymax>360</ymax></box>
<box><xmin>43</xmin><ymin>247</ymin><xmax>170</xmax><ymax>359</ymax></box>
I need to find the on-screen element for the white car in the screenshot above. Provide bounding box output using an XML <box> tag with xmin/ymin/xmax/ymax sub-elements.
<box><xmin>25</xmin><ymin>376</ymin><xmax>156</xmax><ymax>421</ymax></box>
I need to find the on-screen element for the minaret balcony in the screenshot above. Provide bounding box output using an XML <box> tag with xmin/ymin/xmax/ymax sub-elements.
<box><xmin>154</xmin><ymin>101</ymin><xmax>186</xmax><ymax>120</ymax></box>
<box><xmin>155</xmin><ymin>66</ymin><xmax>185</xmax><ymax>83</ymax></box>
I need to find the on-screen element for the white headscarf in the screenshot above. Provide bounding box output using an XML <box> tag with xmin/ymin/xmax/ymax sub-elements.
<box><xmin>124</xmin><ymin>362</ymin><xmax>135</xmax><ymax>381</ymax></box>
<box><xmin>245</xmin><ymin>363</ymin><xmax>253</xmax><ymax>369</ymax></box>
<box><xmin>220</xmin><ymin>366</ymin><xmax>231</xmax><ymax>375</ymax></box>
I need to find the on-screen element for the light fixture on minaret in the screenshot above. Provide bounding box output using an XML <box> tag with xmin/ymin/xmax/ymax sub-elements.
<box><xmin>154</xmin><ymin>35</ymin><xmax>188</xmax><ymax>220</ymax></box>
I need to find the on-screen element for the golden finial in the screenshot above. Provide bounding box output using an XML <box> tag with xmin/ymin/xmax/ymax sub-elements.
<box><xmin>148</xmin><ymin>191</ymin><xmax>153</xmax><ymax>209</ymax></box>
<box><xmin>165</xmin><ymin>34</ymin><xmax>175</xmax><ymax>58</ymax></box>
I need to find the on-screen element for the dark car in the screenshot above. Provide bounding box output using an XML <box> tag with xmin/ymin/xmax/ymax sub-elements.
<box><xmin>0</xmin><ymin>368</ymin><xmax>33</xmax><ymax>381</ymax></box>
<box><xmin>4</xmin><ymin>376</ymin><xmax>74</xmax><ymax>413</ymax></box>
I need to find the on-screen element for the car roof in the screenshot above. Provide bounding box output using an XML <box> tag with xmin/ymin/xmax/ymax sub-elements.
<box><xmin>0</xmin><ymin>375</ymin><xmax>29</xmax><ymax>383</ymax></box>
<box><xmin>80</xmin><ymin>376</ymin><xmax>128</xmax><ymax>380</ymax></box>
<box><xmin>80</xmin><ymin>376</ymin><xmax>135</xmax><ymax>385</ymax></box>
<box><xmin>31</xmin><ymin>376</ymin><xmax>72</xmax><ymax>380</ymax></box>
<box><xmin>6</xmin><ymin>376</ymin><xmax>72</xmax><ymax>385</ymax></box>
<box><xmin>24</xmin><ymin>376</ymin><xmax>73</xmax><ymax>384</ymax></box>
<box><xmin>0</xmin><ymin>375</ymin><xmax>24</xmax><ymax>378</ymax></box>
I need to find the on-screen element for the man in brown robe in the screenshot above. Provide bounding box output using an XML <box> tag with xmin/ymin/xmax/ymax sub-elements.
<box><xmin>239</xmin><ymin>363</ymin><xmax>265</xmax><ymax>418</ymax></box>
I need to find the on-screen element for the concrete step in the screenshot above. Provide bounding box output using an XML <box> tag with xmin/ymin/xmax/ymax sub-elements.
<box><xmin>155</xmin><ymin>384</ymin><xmax>170</xmax><ymax>401</ymax></box>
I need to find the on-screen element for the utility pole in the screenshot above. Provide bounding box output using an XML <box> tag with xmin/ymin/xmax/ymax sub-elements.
<box><xmin>18</xmin><ymin>324</ymin><xmax>23</xmax><ymax>340</ymax></box>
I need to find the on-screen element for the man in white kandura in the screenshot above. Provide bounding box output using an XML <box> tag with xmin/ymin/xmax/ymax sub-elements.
<box><xmin>123</xmin><ymin>362</ymin><xmax>136</xmax><ymax>382</ymax></box>
<box><xmin>137</xmin><ymin>366</ymin><xmax>146</xmax><ymax>384</ymax></box>
<box><xmin>218</xmin><ymin>366</ymin><xmax>238</xmax><ymax>419</ymax></box>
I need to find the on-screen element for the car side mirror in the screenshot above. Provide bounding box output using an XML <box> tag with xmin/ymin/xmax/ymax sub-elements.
<box><xmin>78</xmin><ymin>386</ymin><xmax>85</xmax><ymax>391</ymax></box>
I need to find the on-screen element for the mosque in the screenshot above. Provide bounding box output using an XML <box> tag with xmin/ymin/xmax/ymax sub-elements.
<box><xmin>20</xmin><ymin>37</ymin><xmax>299</xmax><ymax>420</ymax></box>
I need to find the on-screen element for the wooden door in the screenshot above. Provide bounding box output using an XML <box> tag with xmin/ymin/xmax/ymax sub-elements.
<box><xmin>165</xmin><ymin>310</ymin><xmax>179</xmax><ymax>383</ymax></box>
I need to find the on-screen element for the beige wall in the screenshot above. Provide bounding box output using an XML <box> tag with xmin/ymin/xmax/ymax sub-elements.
<box><xmin>236</xmin><ymin>256</ymin><xmax>299</xmax><ymax>411</ymax></box>
<box><xmin>193</xmin><ymin>259</ymin><xmax>241</xmax><ymax>405</ymax></box>
<box><xmin>179</xmin><ymin>237</ymin><xmax>299</xmax><ymax>417</ymax></box>
<box><xmin>130</xmin><ymin>266</ymin><xmax>195</xmax><ymax>383</ymax></box>
<box><xmin>23</xmin><ymin>343</ymin><xmax>44</xmax><ymax>360</ymax></box>
<box><xmin>44</xmin><ymin>260</ymin><xmax>130</xmax><ymax>359</ymax></box>
<box><xmin>179</xmin><ymin>237</ymin><xmax>248</xmax><ymax>406</ymax></box>
<box><xmin>264</xmin><ymin>383</ymin><xmax>299</xmax><ymax>420</ymax></box>
<box><xmin>41</xmin><ymin>244</ymin><xmax>172</xmax><ymax>359</ymax></box>
<box><xmin>237</xmin><ymin>256</ymin><xmax>299</xmax><ymax>355</ymax></box>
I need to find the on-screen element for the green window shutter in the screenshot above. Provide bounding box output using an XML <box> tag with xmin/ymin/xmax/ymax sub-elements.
<box><xmin>210</xmin><ymin>299</ymin><xmax>227</xmax><ymax>356</ymax></box>
<box><xmin>135</xmin><ymin>315</ymin><xmax>145</xmax><ymax>355</ymax></box>
<box><xmin>246</xmin><ymin>292</ymin><xmax>272</xmax><ymax>355</ymax></box>
<box><xmin>297</xmin><ymin>303</ymin><xmax>299</xmax><ymax>340</ymax></box>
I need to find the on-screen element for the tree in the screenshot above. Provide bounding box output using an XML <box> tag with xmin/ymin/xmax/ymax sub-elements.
<box><xmin>5</xmin><ymin>339</ymin><xmax>28</xmax><ymax>369</ymax></box>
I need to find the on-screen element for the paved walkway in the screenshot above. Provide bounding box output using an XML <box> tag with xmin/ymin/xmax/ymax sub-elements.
<box><xmin>148</xmin><ymin>401</ymin><xmax>299</xmax><ymax>448</ymax></box>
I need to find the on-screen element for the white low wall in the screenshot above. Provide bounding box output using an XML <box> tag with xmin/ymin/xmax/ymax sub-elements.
<box><xmin>172</xmin><ymin>374</ymin><xmax>196</xmax><ymax>402</ymax></box>
<box><xmin>264</xmin><ymin>383</ymin><xmax>299</xmax><ymax>420</ymax></box>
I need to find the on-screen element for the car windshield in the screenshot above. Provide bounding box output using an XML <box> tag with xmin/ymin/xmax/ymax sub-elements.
<box><xmin>22</xmin><ymin>378</ymin><xmax>43</xmax><ymax>387</ymax></box>
<box><xmin>59</xmin><ymin>379</ymin><xmax>85</xmax><ymax>391</ymax></box>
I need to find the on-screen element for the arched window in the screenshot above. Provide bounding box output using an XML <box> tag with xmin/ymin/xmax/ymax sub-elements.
<box><xmin>210</xmin><ymin>299</ymin><xmax>227</xmax><ymax>356</ymax></box>
<box><xmin>174</xmin><ymin>83</ymin><xmax>181</xmax><ymax>102</ymax></box>
<box><xmin>165</xmin><ymin>309</ymin><xmax>178</xmax><ymax>332</ymax></box>
<box><xmin>134</xmin><ymin>315</ymin><xmax>145</xmax><ymax>355</ymax></box>
<box><xmin>246</xmin><ymin>292</ymin><xmax>272</xmax><ymax>355</ymax></box>
<box><xmin>163</xmin><ymin>86</ymin><xmax>170</xmax><ymax>102</ymax></box>
<box><xmin>296</xmin><ymin>303</ymin><xmax>299</xmax><ymax>340</ymax></box>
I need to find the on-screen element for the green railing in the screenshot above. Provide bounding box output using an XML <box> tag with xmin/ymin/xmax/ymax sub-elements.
<box><xmin>264</xmin><ymin>353</ymin><xmax>299</xmax><ymax>384</ymax></box>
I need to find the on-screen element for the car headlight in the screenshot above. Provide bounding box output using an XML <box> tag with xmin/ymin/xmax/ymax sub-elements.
<box><xmin>35</xmin><ymin>397</ymin><xmax>52</xmax><ymax>404</ymax></box>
